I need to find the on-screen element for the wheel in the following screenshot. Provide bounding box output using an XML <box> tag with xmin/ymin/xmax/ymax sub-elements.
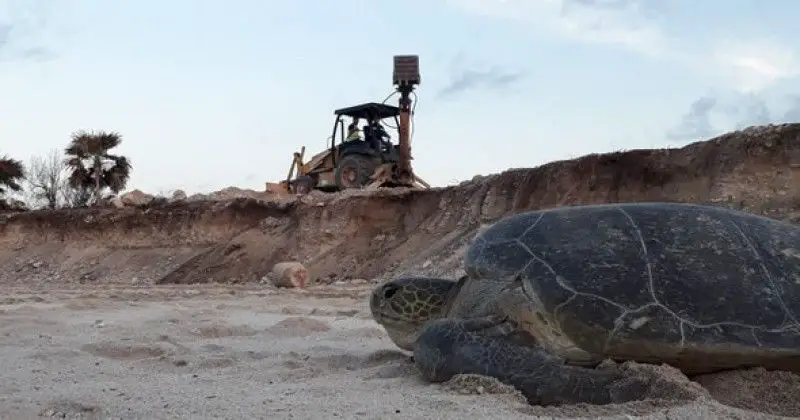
<box><xmin>292</xmin><ymin>175</ymin><xmax>315</xmax><ymax>195</ymax></box>
<box><xmin>335</xmin><ymin>154</ymin><xmax>377</xmax><ymax>189</ymax></box>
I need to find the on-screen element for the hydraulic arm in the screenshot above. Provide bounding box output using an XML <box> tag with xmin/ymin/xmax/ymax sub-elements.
<box><xmin>392</xmin><ymin>55</ymin><xmax>420</xmax><ymax>186</ymax></box>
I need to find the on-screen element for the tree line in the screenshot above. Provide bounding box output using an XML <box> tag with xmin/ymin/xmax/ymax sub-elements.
<box><xmin>0</xmin><ymin>130</ymin><xmax>132</xmax><ymax>210</ymax></box>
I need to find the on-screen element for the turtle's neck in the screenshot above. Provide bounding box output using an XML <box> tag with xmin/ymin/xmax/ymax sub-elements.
<box><xmin>441</xmin><ymin>275</ymin><xmax>505</xmax><ymax>319</ymax></box>
<box><xmin>440</xmin><ymin>275</ymin><xmax>469</xmax><ymax>317</ymax></box>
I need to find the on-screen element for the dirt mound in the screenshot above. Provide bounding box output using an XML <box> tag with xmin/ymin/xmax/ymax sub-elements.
<box><xmin>1</xmin><ymin>123</ymin><xmax>798</xmax><ymax>287</ymax></box>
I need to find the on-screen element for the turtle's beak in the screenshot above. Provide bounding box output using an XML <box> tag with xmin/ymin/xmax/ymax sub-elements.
<box><xmin>369</xmin><ymin>282</ymin><xmax>399</xmax><ymax>323</ymax></box>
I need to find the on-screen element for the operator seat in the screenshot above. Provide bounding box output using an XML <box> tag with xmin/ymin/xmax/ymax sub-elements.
<box><xmin>363</xmin><ymin>124</ymin><xmax>381</xmax><ymax>151</ymax></box>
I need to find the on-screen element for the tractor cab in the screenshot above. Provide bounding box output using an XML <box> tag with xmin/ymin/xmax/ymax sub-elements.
<box><xmin>331</xmin><ymin>102</ymin><xmax>401</xmax><ymax>164</ymax></box>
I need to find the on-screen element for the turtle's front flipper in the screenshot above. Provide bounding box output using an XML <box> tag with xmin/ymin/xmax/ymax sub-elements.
<box><xmin>413</xmin><ymin>316</ymin><xmax>649</xmax><ymax>406</ymax></box>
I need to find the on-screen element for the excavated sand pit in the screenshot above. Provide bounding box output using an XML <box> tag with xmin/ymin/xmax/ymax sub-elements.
<box><xmin>1</xmin><ymin>123</ymin><xmax>799</xmax><ymax>418</ymax></box>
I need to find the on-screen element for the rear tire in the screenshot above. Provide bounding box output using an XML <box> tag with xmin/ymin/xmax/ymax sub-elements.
<box><xmin>335</xmin><ymin>154</ymin><xmax>377</xmax><ymax>190</ymax></box>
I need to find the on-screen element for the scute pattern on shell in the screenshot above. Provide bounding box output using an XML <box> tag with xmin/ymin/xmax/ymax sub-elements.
<box><xmin>464</xmin><ymin>202</ymin><xmax>800</xmax><ymax>370</ymax></box>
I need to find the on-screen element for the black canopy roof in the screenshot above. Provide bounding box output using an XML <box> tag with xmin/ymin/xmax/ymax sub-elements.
<box><xmin>334</xmin><ymin>102</ymin><xmax>400</xmax><ymax>120</ymax></box>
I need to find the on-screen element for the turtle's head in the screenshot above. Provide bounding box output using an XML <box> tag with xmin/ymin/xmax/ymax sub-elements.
<box><xmin>369</xmin><ymin>277</ymin><xmax>464</xmax><ymax>351</ymax></box>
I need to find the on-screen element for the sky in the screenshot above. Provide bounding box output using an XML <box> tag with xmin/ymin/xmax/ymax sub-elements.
<box><xmin>2</xmin><ymin>0</ymin><xmax>800</xmax><ymax>195</ymax></box>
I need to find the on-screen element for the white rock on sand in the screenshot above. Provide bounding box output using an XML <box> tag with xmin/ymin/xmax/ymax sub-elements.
<box><xmin>0</xmin><ymin>284</ymin><xmax>798</xmax><ymax>419</ymax></box>
<box><xmin>269</xmin><ymin>261</ymin><xmax>309</xmax><ymax>289</ymax></box>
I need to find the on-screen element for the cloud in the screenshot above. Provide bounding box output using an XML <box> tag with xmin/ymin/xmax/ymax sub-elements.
<box><xmin>438</xmin><ymin>66</ymin><xmax>524</xmax><ymax>98</ymax></box>
<box><xmin>666</xmin><ymin>97</ymin><xmax>717</xmax><ymax>141</ymax></box>
<box><xmin>726</xmin><ymin>94</ymin><xmax>772</xmax><ymax>128</ymax></box>
<box><xmin>446</xmin><ymin>0</ymin><xmax>800</xmax><ymax>93</ymax></box>
<box><xmin>15</xmin><ymin>46</ymin><xmax>56</xmax><ymax>62</ymax></box>
<box><xmin>706</xmin><ymin>40</ymin><xmax>800</xmax><ymax>93</ymax></box>
<box><xmin>0</xmin><ymin>24</ymin><xmax>12</xmax><ymax>50</ymax></box>
<box><xmin>0</xmin><ymin>1</ymin><xmax>57</xmax><ymax>62</ymax></box>
<box><xmin>447</xmin><ymin>0</ymin><xmax>671</xmax><ymax>57</ymax></box>
<box><xmin>783</xmin><ymin>96</ymin><xmax>800</xmax><ymax>121</ymax></box>
<box><xmin>666</xmin><ymin>92</ymin><xmax>799</xmax><ymax>142</ymax></box>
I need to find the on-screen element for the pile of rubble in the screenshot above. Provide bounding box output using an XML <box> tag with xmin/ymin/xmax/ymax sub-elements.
<box><xmin>109</xmin><ymin>186</ymin><xmax>282</xmax><ymax>208</ymax></box>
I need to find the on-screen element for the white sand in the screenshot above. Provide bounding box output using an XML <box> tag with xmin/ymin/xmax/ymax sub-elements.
<box><xmin>0</xmin><ymin>284</ymin><xmax>794</xmax><ymax>419</ymax></box>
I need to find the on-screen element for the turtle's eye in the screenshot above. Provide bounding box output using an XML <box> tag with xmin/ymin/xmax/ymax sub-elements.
<box><xmin>383</xmin><ymin>284</ymin><xmax>399</xmax><ymax>300</ymax></box>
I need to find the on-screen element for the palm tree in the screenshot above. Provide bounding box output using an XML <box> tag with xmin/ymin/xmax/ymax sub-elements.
<box><xmin>0</xmin><ymin>154</ymin><xmax>24</xmax><ymax>196</ymax></box>
<box><xmin>64</xmin><ymin>130</ymin><xmax>132</xmax><ymax>204</ymax></box>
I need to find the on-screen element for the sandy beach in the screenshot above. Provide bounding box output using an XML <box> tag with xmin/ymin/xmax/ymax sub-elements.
<box><xmin>0</xmin><ymin>283</ymin><xmax>798</xmax><ymax>420</ymax></box>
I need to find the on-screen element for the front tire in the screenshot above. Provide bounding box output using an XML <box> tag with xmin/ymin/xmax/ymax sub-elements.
<box><xmin>292</xmin><ymin>175</ymin><xmax>315</xmax><ymax>195</ymax></box>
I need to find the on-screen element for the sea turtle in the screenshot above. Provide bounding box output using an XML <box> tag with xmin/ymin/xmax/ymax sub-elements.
<box><xmin>370</xmin><ymin>202</ymin><xmax>800</xmax><ymax>406</ymax></box>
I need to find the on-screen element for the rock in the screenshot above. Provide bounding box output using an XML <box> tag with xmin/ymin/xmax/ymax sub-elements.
<box><xmin>111</xmin><ymin>197</ymin><xmax>125</xmax><ymax>208</ymax></box>
<box><xmin>268</xmin><ymin>262</ymin><xmax>309</xmax><ymax>289</ymax></box>
<box><xmin>121</xmin><ymin>189</ymin><xmax>154</xmax><ymax>206</ymax></box>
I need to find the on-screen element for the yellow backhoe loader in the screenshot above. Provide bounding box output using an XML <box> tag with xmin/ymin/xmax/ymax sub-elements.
<box><xmin>267</xmin><ymin>55</ymin><xmax>428</xmax><ymax>195</ymax></box>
